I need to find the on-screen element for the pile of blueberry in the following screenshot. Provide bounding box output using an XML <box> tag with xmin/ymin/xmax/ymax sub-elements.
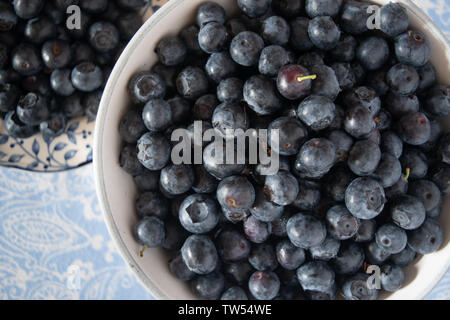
<box><xmin>119</xmin><ymin>0</ymin><xmax>450</xmax><ymax>300</ymax></box>
<box><xmin>0</xmin><ymin>0</ymin><xmax>146</xmax><ymax>139</ymax></box>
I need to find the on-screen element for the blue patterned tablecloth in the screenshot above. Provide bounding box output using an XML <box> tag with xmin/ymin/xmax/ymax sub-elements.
<box><xmin>0</xmin><ymin>0</ymin><xmax>449</xmax><ymax>300</ymax></box>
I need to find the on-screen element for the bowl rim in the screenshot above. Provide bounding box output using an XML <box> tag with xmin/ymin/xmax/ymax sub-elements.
<box><xmin>94</xmin><ymin>0</ymin><xmax>450</xmax><ymax>300</ymax></box>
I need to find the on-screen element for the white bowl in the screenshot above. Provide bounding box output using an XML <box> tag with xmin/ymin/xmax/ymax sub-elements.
<box><xmin>94</xmin><ymin>0</ymin><xmax>450</xmax><ymax>300</ymax></box>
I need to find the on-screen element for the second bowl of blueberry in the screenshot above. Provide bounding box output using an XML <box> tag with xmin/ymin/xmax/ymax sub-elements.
<box><xmin>94</xmin><ymin>0</ymin><xmax>450</xmax><ymax>300</ymax></box>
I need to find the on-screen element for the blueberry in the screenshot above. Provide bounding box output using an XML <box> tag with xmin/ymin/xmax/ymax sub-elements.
<box><xmin>272</xmin><ymin>0</ymin><xmax>303</xmax><ymax>18</ymax></box>
<box><xmin>292</xmin><ymin>179</ymin><xmax>321</xmax><ymax>211</ymax></box>
<box><xmin>305</xmin><ymin>0</ymin><xmax>343</xmax><ymax>18</ymax></box>
<box><xmin>248</xmin><ymin>271</ymin><xmax>280</xmax><ymax>300</ymax></box>
<box><xmin>380</xmin><ymin>264</ymin><xmax>405</xmax><ymax>292</ymax></box>
<box><xmin>192</xmin><ymin>94</ymin><xmax>217</xmax><ymax>121</ymax></box>
<box><xmin>176</xmin><ymin>66</ymin><xmax>209</xmax><ymax>100</ymax></box>
<box><xmin>205</xmin><ymin>52</ymin><xmax>237</xmax><ymax>83</ymax></box>
<box><xmin>417</xmin><ymin>62</ymin><xmax>437</xmax><ymax>93</ymax></box>
<box><xmin>119</xmin><ymin>110</ymin><xmax>147</xmax><ymax>144</ymax></box>
<box><xmin>116</xmin><ymin>0</ymin><xmax>147</xmax><ymax>9</ymax></box>
<box><xmin>225</xmin><ymin>18</ymin><xmax>248</xmax><ymax>38</ymax></box>
<box><xmin>261</xmin><ymin>16</ymin><xmax>290</xmax><ymax>46</ymax></box>
<box><xmin>269</xmin><ymin>213</ymin><xmax>290</xmax><ymax>238</ymax></box>
<box><xmin>395</xmin><ymin>31</ymin><xmax>430</xmax><ymax>67</ymax></box>
<box><xmin>400</xmin><ymin>148</ymin><xmax>428</xmax><ymax>179</ymax></box>
<box><xmin>328</xmin><ymin>130</ymin><xmax>354</xmax><ymax>162</ymax></box>
<box><xmin>385</xmin><ymin>91</ymin><xmax>419</xmax><ymax>119</ymax></box>
<box><xmin>128</xmin><ymin>71</ymin><xmax>166</xmax><ymax>104</ymax></box>
<box><xmin>137</xmin><ymin>132</ymin><xmax>171</xmax><ymax>171</ymax></box>
<box><xmin>347</xmin><ymin>140</ymin><xmax>381</xmax><ymax>176</ymax></box>
<box><xmin>191</xmin><ymin>165</ymin><xmax>218</xmax><ymax>194</ymax></box>
<box><xmin>11</xmin><ymin>43</ymin><xmax>43</xmax><ymax>76</ymax></box>
<box><xmin>134</xmin><ymin>171</ymin><xmax>160</xmax><ymax>192</ymax></box>
<box><xmin>13</xmin><ymin>0</ymin><xmax>44</xmax><ymax>19</ymax></box>
<box><xmin>230</xmin><ymin>31</ymin><xmax>264</xmax><ymax>67</ymax></box>
<box><xmin>142</xmin><ymin>99</ymin><xmax>172</xmax><ymax>132</ymax></box>
<box><xmin>160</xmin><ymin>164</ymin><xmax>194</xmax><ymax>196</ymax></box>
<box><xmin>217</xmin><ymin>175</ymin><xmax>255</xmax><ymax>211</ymax></box>
<box><xmin>390</xmin><ymin>195</ymin><xmax>426</xmax><ymax>230</ymax></box>
<box><xmin>190</xmin><ymin>271</ymin><xmax>225</xmax><ymax>300</ymax></box>
<box><xmin>268</xmin><ymin>117</ymin><xmax>307</xmax><ymax>156</ymax></box>
<box><xmin>212</xmin><ymin>102</ymin><xmax>249</xmax><ymax>139</ymax></box>
<box><xmin>289</xmin><ymin>17</ymin><xmax>314</xmax><ymax>53</ymax></box>
<box><xmin>386</xmin><ymin>63</ymin><xmax>419</xmax><ymax>95</ymax></box>
<box><xmin>179</xmin><ymin>25</ymin><xmax>202</xmax><ymax>55</ymax></box>
<box><xmin>244</xmin><ymin>215</ymin><xmax>271</xmax><ymax>244</ymax></box>
<box><xmin>152</xmin><ymin>63</ymin><xmax>177</xmax><ymax>91</ymax></box>
<box><xmin>135</xmin><ymin>191</ymin><xmax>168</xmax><ymax>220</ymax></box>
<box><xmin>332</xmin><ymin>242</ymin><xmax>364</xmax><ymax>274</ymax></box>
<box><xmin>375</xmin><ymin>223</ymin><xmax>408</xmax><ymax>255</ymax></box>
<box><xmin>329</xmin><ymin>34</ymin><xmax>357</xmax><ymax>62</ymax></box>
<box><xmin>340</xmin><ymin>1</ymin><xmax>370</xmax><ymax>35</ymax></box>
<box><xmin>0</xmin><ymin>2</ymin><xmax>18</xmax><ymax>31</ymax></box>
<box><xmin>324</xmin><ymin>165</ymin><xmax>354</xmax><ymax>202</ymax></box>
<box><xmin>390</xmin><ymin>247</ymin><xmax>416</xmax><ymax>267</ymax></box>
<box><xmin>61</xmin><ymin>92</ymin><xmax>84</xmax><ymax>119</ymax></box>
<box><xmin>379</xmin><ymin>2</ymin><xmax>409</xmax><ymax>37</ymax></box>
<box><xmin>407</xmin><ymin>218</ymin><xmax>443</xmax><ymax>254</ymax></box>
<box><xmin>367</xmin><ymin>70</ymin><xmax>390</xmax><ymax>96</ymax></box>
<box><xmin>373</xmin><ymin>153</ymin><xmax>402</xmax><ymax>188</ymax></box>
<box><xmin>203</xmin><ymin>141</ymin><xmax>246</xmax><ymax>180</ymax></box>
<box><xmin>308</xmin><ymin>16</ymin><xmax>340</xmax><ymax>51</ymax></box>
<box><xmin>4</xmin><ymin>110</ymin><xmax>36</xmax><ymax>138</ymax></box>
<box><xmin>424</xmin><ymin>85</ymin><xmax>450</xmax><ymax>117</ymax></box>
<box><xmin>24</xmin><ymin>16</ymin><xmax>57</xmax><ymax>44</ymax></box>
<box><xmin>243</xmin><ymin>75</ymin><xmax>282</xmax><ymax>115</ymax></box>
<box><xmin>309</xmin><ymin>236</ymin><xmax>340</xmax><ymax>261</ymax></box>
<box><xmin>39</xmin><ymin>113</ymin><xmax>66</xmax><ymax>138</ymax></box>
<box><xmin>297</xmin><ymin>261</ymin><xmax>335</xmax><ymax>294</ymax></box>
<box><xmin>345</xmin><ymin>177</ymin><xmax>386</xmax><ymax>220</ymax></box>
<box><xmin>224</xmin><ymin>261</ymin><xmax>253</xmax><ymax>284</ymax></box>
<box><xmin>366</xmin><ymin>241</ymin><xmax>391</xmax><ymax>265</ymax></box>
<box><xmin>0</xmin><ymin>83</ymin><xmax>20</xmax><ymax>113</ymax></box>
<box><xmin>297</xmin><ymin>95</ymin><xmax>335</xmax><ymax>131</ymax></box>
<box><xmin>16</xmin><ymin>93</ymin><xmax>50</xmax><ymax>125</ymax></box>
<box><xmin>397</xmin><ymin>112</ymin><xmax>431</xmax><ymax>146</ymax></box>
<box><xmin>71</xmin><ymin>62</ymin><xmax>103</xmax><ymax>92</ymax></box>
<box><xmin>167</xmin><ymin>96</ymin><xmax>190</xmax><ymax>125</ymax></box>
<box><xmin>156</xmin><ymin>36</ymin><xmax>187</xmax><ymax>66</ymax></box>
<box><xmin>216</xmin><ymin>78</ymin><xmax>243</xmax><ymax>103</ymax></box>
<box><xmin>196</xmin><ymin>2</ymin><xmax>226</xmax><ymax>27</ymax></box>
<box><xmin>248</xmin><ymin>243</ymin><xmax>278</xmax><ymax>271</ymax></box>
<box><xmin>169</xmin><ymin>253</ymin><xmax>195</xmax><ymax>281</ymax></box>
<box><xmin>309</xmin><ymin>64</ymin><xmax>340</xmax><ymax>101</ymax></box>
<box><xmin>134</xmin><ymin>216</ymin><xmax>165</xmax><ymax>248</ymax></box>
<box><xmin>344</xmin><ymin>105</ymin><xmax>376</xmax><ymax>139</ymax></box>
<box><xmin>182</xmin><ymin>234</ymin><xmax>218</xmax><ymax>275</ymax></box>
<box><xmin>221</xmin><ymin>286</ymin><xmax>248</xmax><ymax>300</ymax></box>
<box><xmin>326</xmin><ymin>205</ymin><xmax>360</xmax><ymax>240</ymax></box>
<box><xmin>238</xmin><ymin>0</ymin><xmax>271</xmax><ymax>18</ymax></box>
<box><xmin>50</xmin><ymin>69</ymin><xmax>75</xmax><ymax>97</ymax></box>
<box><xmin>264</xmin><ymin>170</ymin><xmax>299</xmax><ymax>206</ymax></box>
<box><xmin>198</xmin><ymin>22</ymin><xmax>227</xmax><ymax>54</ymax></box>
<box><xmin>331</xmin><ymin>62</ymin><xmax>356</xmax><ymax>90</ymax></box>
<box><xmin>385</xmin><ymin>175</ymin><xmax>409</xmax><ymax>199</ymax></box>
<box><xmin>430</xmin><ymin>164</ymin><xmax>450</xmax><ymax>195</ymax></box>
<box><xmin>250</xmin><ymin>188</ymin><xmax>284</xmax><ymax>222</ymax></box>
<box><xmin>295</xmin><ymin>138</ymin><xmax>337</xmax><ymax>179</ymax></box>
<box><xmin>342</xmin><ymin>273</ymin><xmax>378</xmax><ymax>300</ymax></box>
<box><xmin>179</xmin><ymin>194</ymin><xmax>219</xmax><ymax>234</ymax></box>
<box><xmin>216</xmin><ymin>228</ymin><xmax>250</xmax><ymax>263</ymax></box>
<box><xmin>277</xmin><ymin>65</ymin><xmax>313</xmax><ymax>100</ymax></box>
<box><xmin>408</xmin><ymin>180</ymin><xmax>441</xmax><ymax>215</ymax></box>
<box><xmin>287</xmin><ymin>213</ymin><xmax>326</xmax><ymax>249</ymax></box>
<box><xmin>276</xmin><ymin>239</ymin><xmax>306</xmax><ymax>270</ymax></box>
<box><xmin>258</xmin><ymin>45</ymin><xmax>291</xmax><ymax>77</ymax></box>
<box><xmin>374</xmin><ymin>109</ymin><xmax>392</xmax><ymax>131</ymax></box>
<box><xmin>354</xmin><ymin>219</ymin><xmax>377</xmax><ymax>243</ymax></box>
